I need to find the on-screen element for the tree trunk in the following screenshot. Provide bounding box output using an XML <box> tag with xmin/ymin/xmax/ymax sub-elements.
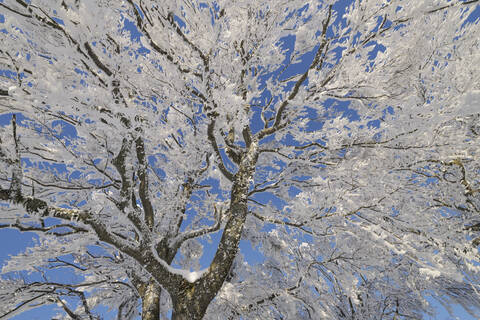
<box><xmin>171</xmin><ymin>298</ymin><xmax>206</xmax><ymax>320</ymax></box>
<box><xmin>141</xmin><ymin>280</ymin><xmax>161</xmax><ymax>320</ymax></box>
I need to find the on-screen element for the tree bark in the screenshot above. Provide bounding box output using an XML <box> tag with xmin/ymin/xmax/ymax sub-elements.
<box><xmin>170</xmin><ymin>139</ymin><xmax>259</xmax><ymax>320</ymax></box>
<box><xmin>141</xmin><ymin>280</ymin><xmax>161</xmax><ymax>320</ymax></box>
<box><xmin>171</xmin><ymin>298</ymin><xmax>202</xmax><ymax>320</ymax></box>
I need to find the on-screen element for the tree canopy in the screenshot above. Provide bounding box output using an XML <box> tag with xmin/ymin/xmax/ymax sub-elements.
<box><xmin>0</xmin><ymin>0</ymin><xmax>479</xmax><ymax>319</ymax></box>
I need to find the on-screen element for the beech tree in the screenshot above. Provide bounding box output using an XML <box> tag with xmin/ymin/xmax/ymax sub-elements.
<box><xmin>0</xmin><ymin>0</ymin><xmax>479</xmax><ymax>319</ymax></box>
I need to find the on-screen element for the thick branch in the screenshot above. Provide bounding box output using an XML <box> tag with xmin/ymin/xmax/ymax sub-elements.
<box><xmin>10</xmin><ymin>114</ymin><xmax>22</xmax><ymax>200</ymax></box>
<box><xmin>207</xmin><ymin>121</ymin><xmax>234</xmax><ymax>181</ymax></box>
<box><xmin>187</xmin><ymin>142</ymin><xmax>259</xmax><ymax>314</ymax></box>
<box><xmin>84</xmin><ymin>42</ymin><xmax>113</xmax><ymax>77</ymax></box>
<box><xmin>135</xmin><ymin>135</ymin><xmax>155</xmax><ymax>230</ymax></box>
<box><xmin>111</xmin><ymin>138</ymin><xmax>147</xmax><ymax>235</ymax></box>
<box><xmin>0</xmin><ymin>187</ymin><xmax>184</xmax><ymax>296</ymax></box>
<box><xmin>0</xmin><ymin>189</ymin><xmax>136</xmax><ymax>252</ymax></box>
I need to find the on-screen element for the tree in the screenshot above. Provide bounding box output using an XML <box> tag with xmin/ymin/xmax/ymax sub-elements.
<box><xmin>0</xmin><ymin>0</ymin><xmax>479</xmax><ymax>319</ymax></box>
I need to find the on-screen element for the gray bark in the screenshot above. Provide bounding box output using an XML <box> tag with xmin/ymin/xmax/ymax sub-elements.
<box><xmin>170</xmin><ymin>139</ymin><xmax>259</xmax><ymax>320</ymax></box>
<box><xmin>141</xmin><ymin>281</ymin><xmax>161</xmax><ymax>320</ymax></box>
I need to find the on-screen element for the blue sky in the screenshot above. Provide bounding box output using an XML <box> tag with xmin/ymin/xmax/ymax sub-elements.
<box><xmin>1</xmin><ymin>0</ymin><xmax>479</xmax><ymax>319</ymax></box>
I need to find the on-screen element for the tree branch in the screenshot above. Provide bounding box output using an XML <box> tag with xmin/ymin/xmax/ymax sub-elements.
<box><xmin>135</xmin><ymin>135</ymin><xmax>155</xmax><ymax>230</ymax></box>
<box><xmin>257</xmin><ymin>5</ymin><xmax>333</xmax><ymax>140</ymax></box>
<box><xmin>125</xmin><ymin>0</ymin><xmax>203</xmax><ymax>78</ymax></box>
<box><xmin>207</xmin><ymin>120</ymin><xmax>234</xmax><ymax>181</ymax></box>
<box><xmin>169</xmin><ymin>204</ymin><xmax>223</xmax><ymax>251</ymax></box>
<box><xmin>0</xmin><ymin>221</ymin><xmax>88</xmax><ymax>236</ymax></box>
<box><xmin>250</xmin><ymin>210</ymin><xmax>313</xmax><ymax>235</ymax></box>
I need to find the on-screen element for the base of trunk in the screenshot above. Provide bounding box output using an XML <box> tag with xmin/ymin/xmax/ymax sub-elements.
<box><xmin>141</xmin><ymin>280</ymin><xmax>160</xmax><ymax>320</ymax></box>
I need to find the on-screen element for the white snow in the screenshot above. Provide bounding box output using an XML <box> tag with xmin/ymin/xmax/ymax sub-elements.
<box><xmin>150</xmin><ymin>241</ymin><xmax>208</xmax><ymax>283</ymax></box>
